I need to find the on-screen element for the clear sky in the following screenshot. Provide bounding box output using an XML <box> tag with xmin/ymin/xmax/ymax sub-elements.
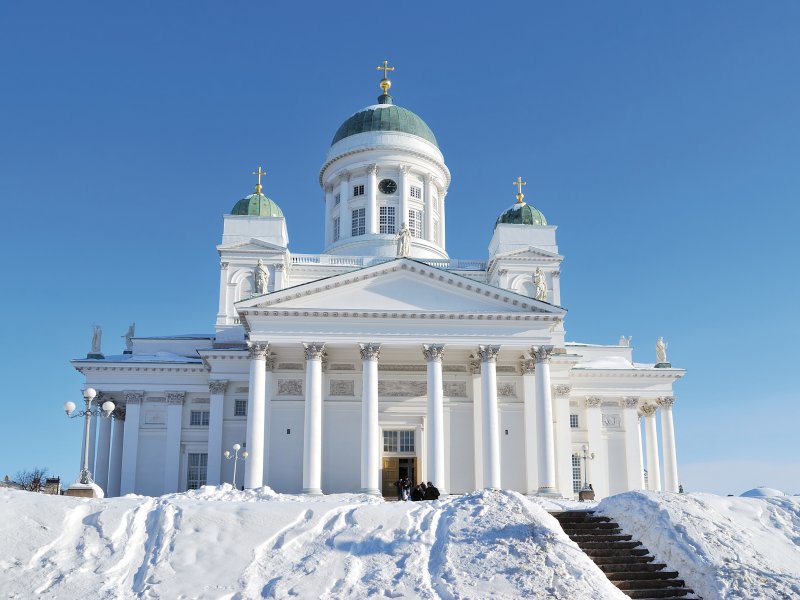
<box><xmin>1</xmin><ymin>2</ymin><xmax>798</xmax><ymax>496</ymax></box>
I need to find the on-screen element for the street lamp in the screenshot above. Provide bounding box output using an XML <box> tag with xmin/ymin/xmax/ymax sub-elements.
<box><xmin>577</xmin><ymin>444</ymin><xmax>595</xmax><ymax>491</ymax></box>
<box><xmin>223</xmin><ymin>443</ymin><xmax>248</xmax><ymax>489</ymax></box>
<box><xmin>63</xmin><ymin>388</ymin><xmax>115</xmax><ymax>489</ymax></box>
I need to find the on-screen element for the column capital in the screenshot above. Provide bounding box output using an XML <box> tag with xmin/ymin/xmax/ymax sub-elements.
<box><xmin>303</xmin><ymin>342</ymin><xmax>326</xmax><ymax>360</ymax></box>
<box><xmin>359</xmin><ymin>343</ymin><xmax>381</xmax><ymax>361</ymax></box>
<box><xmin>123</xmin><ymin>390</ymin><xmax>144</xmax><ymax>405</ymax></box>
<box><xmin>468</xmin><ymin>358</ymin><xmax>481</xmax><ymax>375</ymax></box>
<box><xmin>398</xmin><ymin>164</ymin><xmax>410</xmax><ymax>174</ymax></box>
<box><xmin>221</xmin><ymin>261</ymin><xmax>229</xmax><ymax>270</ymax></box>
<box><xmin>585</xmin><ymin>396</ymin><xmax>602</xmax><ymax>408</ymax></box>
<box><xmin>113</xmin><ymin>406</ymin><xmax>126</xmax><ymax>420</ymax></box>
<box><xmin>422</xmin><ymin>343</ymin><xmax>445</xmax><ymax>362</ymax></box>
<box><xmin>338</xmin><ymin>169</ymin><xmax>351</xmax><ymax>183</ymax></box>
<box><xmin>248</xmin><ymin>343</ymin><xmax>269</xmax><ymax>360</ymax></box>
<box><xmin>274</xmin><ymin>263</ymin><xmax>285</xmax><ymax>271</ymax></box>
<box><xmin>477</xmin><ymin>344</ymin><xmax>500</xmax><ymax>363</ymax></box>
<box><xmin>366</xmin><ymin>163</ymin><xmax>378</xmax><ymax>175</ymax></box>
<box><xmin>520</xmin><ymin>359</ymin><xmax>536</xmax><ymax>375</ymax></box>
<box><xmin>208</xmin><ymin>379</ymin><xmax>228</xmax><ymax>395</ymax></box>
<box><xmin>656</xmin><ymin>396</ymin><xmax>675</xmax><ymax>409</ymax></box>
<box><xmin>640</xmin><ymin>403</ymin><xmax>658</xmax><ymax>417</ymax></box>
<box><xmin>552</xmin><ymin>384</ymin><xmax>571</xmax><ymax>398</ymax></box>
<box><xmin>622</xmin><ymin>396</ymin><xmax>640</xmax><ymax>409</ymax></box>
<box><xmin>551</xmin><ymin>270</ymin><xmax>561</xmax><ymax>278</ymax></box>
<box><xmin>423</xmin><ymin>172</ymin><xmax>434</xmax><ymax>184</ymax></box>
<box><xmin>530</xmin><ymin>345</ymin><xmax>554</xmax><ymax>364</ymax></box>
<box><xmin>324</xmin><ymin>183</ymin><xmax>334</xmax><ymax>193</ymax></box>
<box><xmin>265</xmin><ymin>355</ymin><xmax>277</xmax><ymax>371</ymax></box>
<box><xmin>166</xmin><ymin>391</ymin><xmax>185</xmax><ymax>405</ymax></box>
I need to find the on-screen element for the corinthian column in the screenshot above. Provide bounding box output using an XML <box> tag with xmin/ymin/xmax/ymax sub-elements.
<box><xmin>120</xmin><ymin>391</ymin><xmax>143</xmax><ymax>495</ymax></box>
<box><xmin>107</xmin><ymin>409</ymin><xmax>124</xmax><ymax>497</ymax></box>
<box><xmin>207</xmin><ymin>379</ymin><xmax>228</xmax><ymax>486</ymax></box>
<box><xmin>641</xmin><ymin>404</ymin><xmax>662</xmax><ymax>491</ymax></box>
<box><xmin>469</xmin><ymin>358</ymin><xmax>483</xmax><ymax>489</ymax></box>
<box><xmin>478</xmin><ymin>345</ymin><xmax>501</xmax><ymax>489</ymax></box>
<box><xmin>423</xmin><ymin>344</ymin><xmax>446</xmax><ymax>493</ymax></box>
<box><xmin>302</xmin><ymin>342</ymin><xmax>326</xmax><ymax>494</ymax></box>
<box><xmin>532</xmin><ymin>345</ymin><xmax>558</xmax><ymax>496</ymax></box>
<box><xmin>657</xmin><ymin>396</ymin><xmax>679</xmax><ymax>492</ymax></box>
<box><xmin>164</xmin><ymin>391</ymin><xmax>185</xmax><ymax>493</ymax></box>
<box><xmin>94</xmin><ymin>394</ymin><xmax>113</xmax><ymax>494</ymax></box>
<box><xmin>359</xmin><ymin>343</ymin><xmax>381</xmax><ymax>495</ymax></box>
<box><xmin>585</xmin><ymin>396</ymin><xmax>608</xmax><ymax>497</ymax></box>
<box><xmin>245</xmin><ymin>344</ymin><xmax>268</xmax><ymax>489</ymax></box>
<box><xmin>622</xmin><ymin>397</ymin><xmax>644</xmax><ymax>490</ymax></box>
<box><xmin>366</xmin><ymin>164</ymin><xmax>378</xmax><ymax>234</ymax></box>
<box><xmin>520</xmin><ymin>359</ymin><xmax>538</xmax><ymax>494</ymax></box>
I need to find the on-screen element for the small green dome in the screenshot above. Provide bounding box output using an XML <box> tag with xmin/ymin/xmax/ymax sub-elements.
<box><xmin>332</xmin><ymin>95</ymin><xmax>438</xmax><ymax>147</ymax></box>
<box><xmin>231</xmin><ymin>192</ymin><xmax>284</xmax><ymax>217</ymax></box>
<box><xmin>495</xmin><ymin>201</ymin><xmax>547</xmax><ymax>229</ymax></box>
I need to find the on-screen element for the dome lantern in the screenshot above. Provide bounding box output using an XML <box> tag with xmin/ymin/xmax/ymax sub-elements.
<box><xmin>494</xmin><ymin>176</ymin><xmax>547</xmax><ymax>229</ymax></box>
<box><xmin>230</xmin><ymin>166</ymin><xmax>284</xmax><ymax>217</ymax></box>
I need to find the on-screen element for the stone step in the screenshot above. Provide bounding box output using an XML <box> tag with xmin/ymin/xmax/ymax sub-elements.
<box><xmin>605</xmin><ymin>570</ymin><xmax>680</xmax><ymax>581</ymax></box>
<box><xmin>579</xmin><ymin>540</ymin><xmax>642</xmax><ymax>550</ymax></box>
<box><xmin>598</xmin><ymin>562</ymin><xmax>666</xmax><ymax>572</ymax></box>
<box><xmin>624</xmin><ymin>588</ymin><xmax>696</xmax><ymax>599</ymax></box>
<box><xmin>615</xmin><ymin>578</ymin><xmax>686</xmax><ymax>590</ymax></box>
<box><xmin>561</xmin><ymin>521</ymin><xmax>620</xmax><ymax>530</ymax></box>
<box><xmin>554</xmin><ymin>512</ymin><xmax>609</xmax><ymax>523</ymax></box>
<box><xmin>567</xmin><ymin>533</ymin><xmax>632</xmax><ymax>543</ymax></box>
<box><xmin>583</xmin><ymin>548</ymin><xmax>650</xmax><ymax>558</ymax></box>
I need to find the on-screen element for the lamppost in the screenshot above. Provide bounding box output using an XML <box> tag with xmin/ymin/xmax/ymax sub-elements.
<box><xmin>63</xmin><ymin>388</ymin><xmax>115</xmax><ymax>496</ymax></box>
<box><xmin>577</xmin><ymin>444</ymin><xmax>595</xmax><ymax>491</ymax></box>
<box><xmin>223</xmin><ymin>443</ymin><xmax>248</xmax><ymax>489</ymax></box>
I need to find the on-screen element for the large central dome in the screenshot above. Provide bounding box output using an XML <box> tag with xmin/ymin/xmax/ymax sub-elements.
<box><xmin>331</xmin><ymin>96</ymin><xmax>438</xmax><ymax>148</ymax></box>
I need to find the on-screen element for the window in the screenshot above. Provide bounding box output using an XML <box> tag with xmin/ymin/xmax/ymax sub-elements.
<box><xmin>351</xmin><ymin>208</ymin><xmax>366</xmax><ymax>236</ymax></box>
<box><xmin>572</xmin><ymin>454</ymin><xmax>582</xmax><ymax>493</ymax></box>
<box><xmin>379</xmin><ymin>206</ymin><xmax>396</xmax><ymax>234</ymax></box>
<box><xmin>234</xmin><ymin>399</ymin><xmax>247</xmax><ymax>417</ymax></box>
<box><xmin>570</xmin><ymin>414</ymin><xmax>579</xmax><ymax>428</ymax></box>
<box><xmin>410</xmin><ymin>185</ymin><xmax>422</xmax><ymax>199</ymax></box>
<box><xmin>334</xmin><ymin>193</ymin><xmax>340</xmax><ymax>206</ymax></box>
<box><xmin>190</xmin><ymin>411</ymin><xmax>210</xmax><ymax>426</ymax></box>
<box><xmin>433</xmin><ymin>220</ymin><xmax>439</xmax><ymax>244</ymax></box>
<box><xmin>187</xmin><ymin>453</ymin><xmax>208</xmax><ymax>490</ymax></box>
<box><xmin>383</xmin><ymin>430</ymin><xmax>415</xmax><ymax>453</ymax></box>
<box><xmin>353</xmin><ymin>184</ymin><xmax>365</xmax><ymax>197</ymax></box>
<box><xmin>408</xmin><ymin>209</ymin><xmax>423</xmax><ymax>238</ymax></box>
<box><xmin>333</xmin><ymin>217</ymin><xmax>340</xmax><ymax>242</ymax></box>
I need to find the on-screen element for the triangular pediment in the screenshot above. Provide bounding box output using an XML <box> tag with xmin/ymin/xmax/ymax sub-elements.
<box><xmin>236</xmin><ymin>259</ymin><xmax>565</xmax><ymax>315</ymax></box>
<box><xmin>492</xmin><ymin>246</ymin><xmax>563</xmax><ymax>261</ymax></box>
<box><xmin>217</xmin><ymin>238</ymin><xmax>287</xmax><ymax>253</ymax></box>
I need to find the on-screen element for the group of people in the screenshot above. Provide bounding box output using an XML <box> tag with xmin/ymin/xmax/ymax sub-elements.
<box><xmin>394</xmin><ymin>478</ymin><xmax>440</xmax><ymax>502</ymax></box>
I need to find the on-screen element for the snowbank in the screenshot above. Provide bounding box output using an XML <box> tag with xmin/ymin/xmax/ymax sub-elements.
<box><xmin>0</xmin><ymin>487</ymin><xmax>623</xmax><ymax>599</ymax></box>
<box><xmin>598</xmin><ymin>491</ymin><xmax>800</xmax><ymax>600</ymax></box>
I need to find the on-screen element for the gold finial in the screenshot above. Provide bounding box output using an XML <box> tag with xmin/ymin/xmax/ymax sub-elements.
<box><xmin>513</xmin><ymin>176</ymin><xmax>527</xmax><ymax>203</ymax></box>
<box><xmin>376</xmin><ymin>60</ymin><xmax>395</xmax><ymax>95</ymax></box>
<box><xmin>252</xmin><ymin>166</ymin><xmax>266</xmax><ymax>194</ymax></box>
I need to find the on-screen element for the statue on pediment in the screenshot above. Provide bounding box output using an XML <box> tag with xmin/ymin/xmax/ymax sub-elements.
<box><xmin>91</xmin><ymin>325</ymin><xmax>102</xmax><ymax>354</ymax></box>
<box><xmin>124</xmin><ymin>323</ymin><xmax>135</xmax><ymax>352</ymax></box>
<box><xmin>254</xmin><ymin>259</ymin><xmax>269</xmax><ymax>294</ymax></box>
<box><xmin>396</xmin><ymin>223</ymin><xmax>411</xmax><ymax>257</ymax></box>
<box><xmin>656</xmin><ymin>337</ymin><xmax>668</xmax><ymax>364</ymax></box>
<box><xmin>533</xmin><ymin>267</ymin><xmax>547</xmax><ymax>301</ymax></box>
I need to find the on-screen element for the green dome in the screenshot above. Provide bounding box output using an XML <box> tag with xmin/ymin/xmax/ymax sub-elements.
<box><xmin>332</xmin><ymin>95</ymin><xmax>438</xmax><ymax>147</ymax></box>
<box><xmin>231</xmin><ymin>192</ymin><xmax>284</xmax><ymax>217</ymax></box>
<box><xmin>495</xmin><ymin>201</ymin><xmax>547</xmax><ymax>229</ymax></box>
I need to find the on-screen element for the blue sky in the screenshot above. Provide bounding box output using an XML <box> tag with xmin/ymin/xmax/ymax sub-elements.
<box><xmin>1</xmin><ymin>2</ymin><xmax>798</xmax><ymax>495</ymax></box>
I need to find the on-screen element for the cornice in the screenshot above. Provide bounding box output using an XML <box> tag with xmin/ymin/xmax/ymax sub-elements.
<box><xmin>74</xmin><ymin>364</ymin><xmax>208</xmax><ymax>374</ymax></box>
<box><xmin>570</xmin><ymin>368</ymin><xmax>685</xmax><ymax>380</ymax></box>
<box><xmin>319</xmin><ymin>145</ymin><xmax>451</xmax><ymax>188</ymax></box>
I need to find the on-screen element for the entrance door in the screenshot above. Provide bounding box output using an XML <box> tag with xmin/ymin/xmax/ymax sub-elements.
<box><xmin>381</xmin><ymin>457</ymin><xmax>417</xmax><ymax>498</ymax></box>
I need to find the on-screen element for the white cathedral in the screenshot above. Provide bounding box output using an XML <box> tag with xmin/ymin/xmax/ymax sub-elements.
<box><xmin>72</xmin><ymin>67</ymin><xmax>684</xmax><ymax>500</ymax></box>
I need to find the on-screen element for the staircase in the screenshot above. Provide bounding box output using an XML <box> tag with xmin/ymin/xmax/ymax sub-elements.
<box><xmin>555</xmin><ymin>510</ymin><xmax>700</xmax><ymax>600</ymax></box>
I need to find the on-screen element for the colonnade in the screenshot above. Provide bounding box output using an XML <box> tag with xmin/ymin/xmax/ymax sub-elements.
<box><xmin>636</xmin><ymin>397</ymin><xmax>679</xmax><ymax>492</ymax></box>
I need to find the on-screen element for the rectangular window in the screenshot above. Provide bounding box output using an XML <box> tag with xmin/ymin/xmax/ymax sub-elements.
<box><xmin>234</xmin><ymin>399</ymin><xmax>247</xmax><ymax>417</ymax></box>
<box><xmin>410</xmin><ymin>185</ymin><xmax>422</xmax><ymax>199</ymax></box>
<box><xmin>187</xmin><ymin>453</ymin><xmax>208</xmax><ymax>490</ymax></box>
<box><xmin>334</xmin><ymin>193</ymin><xmax>341</xmax><ymax>205</ymax></box>
<box><xmin>572</xmin><ymin>454</ymin><xmax>582</xmax><ymax>493</ymax></box>
<box><xmin>190</xmin><ymin>410</ymin><xmax>210</xmax><ymax>426</ymax></box>
<box><xmin>351</xmin><ymin>208</ymin><xmax>366</xmax><ymax>236</ymax></box>
<box><xmin>570</xmin><ymin>414</ymin><xmax>579</xmax><ymax>428</ymax></box>
<box><xmin>353</xmin><ymin>184</ymin><xmax>365</xmax><ymax>197</ymax></box>
<box><xmin>383</xmin><ymin>430</ymin><xmax>397</xmax><ymax>452</ymax></box>
<box><xmin>333</xmin><ymin>217</ymin><xmax>340</xmax><ymax>242</ymax></box>
<box><xmin>398</xmin><ymin>430</ymin><xmax>415</xmax><ymax>453</ymax></box>
<box><xmin>379</xmin><ymin>206</ymin><xmax>396</xmax><ymax>234</ymax></box>
<box><xmin>433</xmin><ymin>220</ymin><xmax>439</xmax><ymax>244</ymax></box>
<box><xmin>408</xmin><ymin>209</ymin><xmax>423</xmax><ymax>238</ymax></box>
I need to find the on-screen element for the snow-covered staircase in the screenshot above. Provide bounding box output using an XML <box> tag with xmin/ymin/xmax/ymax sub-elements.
<box><xmin>555</xmin><ymin>510</ymin><xmax>701</xmax><ymax>600</ymax></box>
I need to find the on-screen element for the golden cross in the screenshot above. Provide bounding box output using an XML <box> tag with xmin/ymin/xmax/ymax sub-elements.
<box><xmin>376</xmin><ymin>60</ymin><xmax>395</xmax><ymax>79</ymax></box>
<box><xmin>252</xmin><ymin>166</ymin><xmax>266</xmax><ymax>193</ymax></box>
<box><xmin>513</xmin><ymin>176</ymin><xmax>527</xmax><ymax>202</ymax></box>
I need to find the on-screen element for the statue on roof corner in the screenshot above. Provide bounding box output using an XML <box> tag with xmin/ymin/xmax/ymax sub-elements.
<box><xmin>396</xmin><ymin>223</ymin><xmax>411</xmax><ymax>257</ymax></box>
<box><xmin>656</xmin><ymin>336</ymin><xmax>668</xmax><ymax>364</ymax></box>
<box><xmin>254</xmin><ymin>259</ymin><xmax>269</xmax><ymax>294</ymax></box>
<box><xmin>533</xmin><ymin>267</ymin><xmax>547</xmax><ymax>301</ymax></box>
<box><xmin>619</xmin><ymin>335</ymin><xmax>631</xmax><ymax>347</ymax></box>
<box><xmin>123</xmin><ymin>323</ymin><xmax>135</xmax><ymax>352</ymax></box>
<box><xmin>91</xmin><ymin>325</ymin><xmax>102</xmax><ymax>355</ymax></box>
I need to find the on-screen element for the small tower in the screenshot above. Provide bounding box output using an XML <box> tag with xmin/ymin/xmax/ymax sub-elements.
<box><xmin>320</xmin><ymin>62</ymin><xmax>450</xmax><ymax>258</ymax></box>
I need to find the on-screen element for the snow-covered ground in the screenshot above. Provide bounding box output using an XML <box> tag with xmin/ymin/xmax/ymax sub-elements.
<box><xmin>599</xmin><ymin>491</ymin><xmax>800</xmax><ymax>600</ymax></box>
<box><xmin>0</xmin><ymin>486</ymin><xmax>622</xmax><ymax>599</ymax></box>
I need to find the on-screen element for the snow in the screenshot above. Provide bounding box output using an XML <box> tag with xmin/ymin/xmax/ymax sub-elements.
<box><xmin>741</xmin><ymin>486</ymin><xmax>787</xmax><ymax>498</ymax></box>
<box><xmin>599</xmin><ymin>491</ymin><xmax>800</xmax><ymax>600</ymax></box>
<box><xmin>83</xmin><ymin>351</ymin><xmax>203</xmax><ymax>363</ymax></box>
<box><xmin>0</xmin><ymin>486</ymin><xmax>624</xmax><ymax>599</ymax></box>
<box><xmin>574</xmin><ymin>356</ymin><xmax>635</xmax><ymax>370</ymax></box>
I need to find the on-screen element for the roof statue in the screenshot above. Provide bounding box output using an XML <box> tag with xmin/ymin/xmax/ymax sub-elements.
<box><xmin>619</xmin><ymin>336</ymin><xmax>631</xmax><ymax>347</ymax></box>
<box><xmin>88</xmin><ymin>324</ymin><xmax>103</xmax><ymax>359</ymax></box>
<box><xmin>656</xmin><ymin>337</ymin><xmax>668</xmax><ymax>365</ymax></box>
<box><xmin>254</xmin><ymin>259</ymin><xmax>269</xmax><ymax>295</ymax></box>
<box><xmin>123</xmin><ymin>323</ymin><xmax>135</xmax><ymax>353</ymax></box>
<box><xmin>533</xmin><ymin>267</ymin><xmax>547</xmax><ymax>301</ymax></box>
<box><xmin>396</xmin><ymin>222</ymin><xmax>411</xmax><ymax>257</ymax></box>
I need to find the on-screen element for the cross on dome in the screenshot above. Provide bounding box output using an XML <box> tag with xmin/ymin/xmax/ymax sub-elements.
<box><xmin>252</xmin><ymin>166</ymin><xmax>267</xmax><ymax>194</ymax></box>
<box><xmin>513</xmin><ymin>176</ymin><xmax>527</xmax><ymax>203</ymax></box>
<box><xmin>376</xmin><ymin>60</ymin><xmax>395</xmax><ymax>96</ymax></box>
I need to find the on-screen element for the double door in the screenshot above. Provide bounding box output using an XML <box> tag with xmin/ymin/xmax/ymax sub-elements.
<box><xmin>381</xmin><ymin>457</ymin><xmax>417</xmax><ymax>498</ymax></box>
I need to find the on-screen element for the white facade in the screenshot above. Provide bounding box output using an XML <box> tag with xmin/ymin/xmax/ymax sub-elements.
<box><xmin>72</xmin><ymin>88</ymin><xmax>684</xmax><ymax>500</ymax></box>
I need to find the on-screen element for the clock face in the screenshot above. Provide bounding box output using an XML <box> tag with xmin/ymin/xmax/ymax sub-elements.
<box><xmin>378</xmin><ymin>178</ymin><xmax>397</xmax><ymax>194</ymax></box>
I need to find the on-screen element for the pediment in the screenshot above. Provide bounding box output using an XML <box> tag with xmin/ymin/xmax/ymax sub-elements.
<box><xmin>236</xmin><ymin>259</ymin><xmax>565</xmax><ymax>316</ymax></box>
<box><xmin>217</xmin><ymin>238</ymin><xmax>288</xmax><ymax>253</ymax></box>
<box><xmin>492</xmin><ymin>246</ymin><xmax>563</xmax><ymax>261</ymax></box>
